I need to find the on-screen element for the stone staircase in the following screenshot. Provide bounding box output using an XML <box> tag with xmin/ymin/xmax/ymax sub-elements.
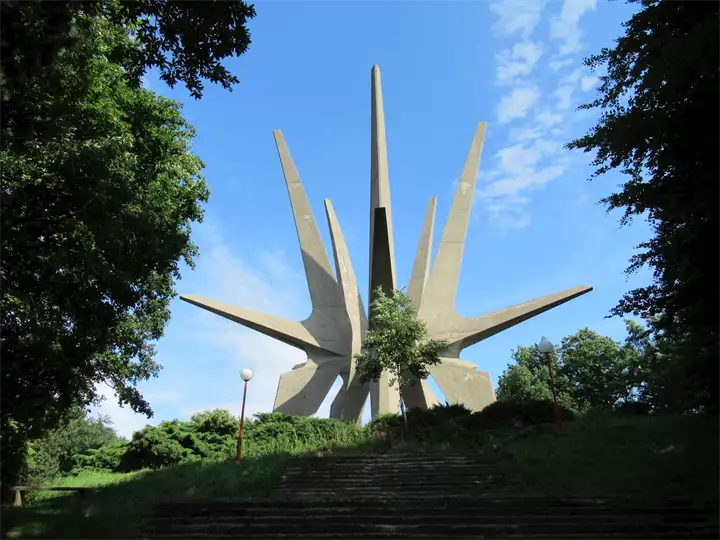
<box><xmin>275</xmin><ymin>454</ymin><xmax>522</xmax><ymax>500</ymax></box>
<box><xmin>148</xmin><ymin>453</ymin><xmax>719</xmax><ymax>539</ymax></box>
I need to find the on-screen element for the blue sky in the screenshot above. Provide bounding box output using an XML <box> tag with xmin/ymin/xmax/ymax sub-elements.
<box><xmin>94</xmin><ymin>0</ymin><xmax>651</xmax><ymax>437</ymax></box>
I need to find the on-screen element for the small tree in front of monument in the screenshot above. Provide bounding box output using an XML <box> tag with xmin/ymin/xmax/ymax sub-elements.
<box><xmin>354</xmin><ymin>288</ymin><xmax>448</xmax><ymax>430</ymax></box>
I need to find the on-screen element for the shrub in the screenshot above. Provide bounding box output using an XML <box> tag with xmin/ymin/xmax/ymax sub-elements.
<box><xmin>612</xmin><ymin>401</ymin><xmax>652</xmax><ymax>416</ymax></box>
<box><xmin>24</xmin><ymin>410</ymin><xmax>121</xmax><ymax>485</ymax></box>
<box><xmin>468</xmin><ymin>399</ymin><xmax>576</xmax><ymax>430</ymax></box>
<box><xmin>119</xmin><ymin>421</ymin><xmax>209</xmax><ymax>471</ymax></box>
<box><xmin>191</xmin><ymin>409</ymin><xmax>239</xmax><ymax>437</ymax></box>
<box><xmin>73</xmin><ymin>440</ymin><xmax>129</xmax><ymax>473</ymax></box>
<box><xmin>244</xmin><ymin>412</ymin><xmax>364</xmax><ymax>455</ymax></box>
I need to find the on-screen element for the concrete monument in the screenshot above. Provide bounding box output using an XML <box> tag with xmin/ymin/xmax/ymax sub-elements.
<box><xmin>181</xmin><ymin>65</ymin><xmax>592</xmax><ymax>422</ymax></box>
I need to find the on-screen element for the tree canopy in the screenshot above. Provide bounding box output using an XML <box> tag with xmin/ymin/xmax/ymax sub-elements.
<box><xmin>1</xmin><ymin>0</ymin><xmax>255</xmax><ymax>486</ymax></box>
<box><xmin>1</xmin><ymin>0</ymin><xmax>256</xmax><ymax>99</ymax></box>
<box><xmin>567</xmin><ymin>0</ymin><xmax>719</xmax><ymax>411</ymax></box>
<box><xmin>354</xmin><ymin>288</ymin><xmax>448</xmax><ymax>425</ymax></box>
<box><xmin>497</xmin><ymin>320</ymin><xmax>697</xmax><ymax>414</ymax></box>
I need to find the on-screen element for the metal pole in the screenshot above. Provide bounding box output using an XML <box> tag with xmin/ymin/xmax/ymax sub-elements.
<box><xmin>235</xmin><ymin>380</ymin><xmax>249</xmax><ymax>461</ymax></box>
<box><xmin>545</xmin><ymin>352</ymin><xmax>563</xmax><ymax>433</ymax></box>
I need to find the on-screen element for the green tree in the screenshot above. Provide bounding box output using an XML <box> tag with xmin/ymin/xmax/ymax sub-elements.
<box><xmin>567</xmin><ymin>0</ymin><xmax>719</xmax><ymax>411</ymax></box>
<box><xmin>497</xmin><ymin>325</ymin><xmax>644</xmax><ymax>413</ymax></box>
<box><xmin>354</xmin><ymin>288</ymin><xmax>448</xmax><ymax>429</ymax></box>
<box><xmin>1</xmin><ymin>0</ymin><xmax>256</xmax><ymax>99</ymax></box>
<box><xmin>1</xmin><ymin>1</ymin><xmax>254</xmax><ymax>486</ymax></box>
<box><xmin>26</xmin><ymin>408</ymin><xmax>120</xmax><ymax>485</ymax></box>
<box><xmin>561</xmin><ymin>328</ymin><xmax>637</xmax><ymax>411</ymax></box>
<box><xmin>496</xmin><ymin>341</ymin><xmax>579</xmax><ymax>412</ymax></box>
<box><xmin>623</xmin><ymin>319</ymin><xmax>702</xmax><ymax>413</ymax></box>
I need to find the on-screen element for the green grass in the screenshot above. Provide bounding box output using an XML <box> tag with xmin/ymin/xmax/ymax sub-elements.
<box><xmin>2</xmin><ymin>413</ymin><xmax>717</xmax><ymax>539</ymax></box>
<box><xmin>504</xmin><ymin>414</ymin><xmax>719</xmax><ymax>499</ymax></box>
<box><xmin>2</xmin><ymin>454</ymin><xmax>292</xmax><ymax>539</ymax></box>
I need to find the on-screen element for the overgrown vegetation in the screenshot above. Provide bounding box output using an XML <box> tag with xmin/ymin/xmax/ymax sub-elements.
<box><xmin>355</xmin><ymin>288</ymin><xmax>448</xmax><ymax>428</ymax></box>
<box><xmin>496</xmin><ymin>320</ymin><xmax>690</xmax><ymax>414</ymax></box>
<box><xmin>2</xmin><ymin>404</ymin><xmax>716</xmax><ymax>539</ymax></box>
<box><xmin>568</xmin><ymin>0</ymin><xmax>719</xmax><ymax>412</ymax></box>
<box><xmin>1</xmin><ymin>0</ymin><xmax>256</xmax><ymax>490</ymax></box>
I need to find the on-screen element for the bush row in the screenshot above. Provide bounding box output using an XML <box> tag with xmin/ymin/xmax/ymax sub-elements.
<box><xmin>33</xmin><ymin>397</ymin><xmax>649</xmax><ymax>482</ymax></box>
<box><xmin>64</xmin><ymin>399</ymin><xmax>579</xmax><ymax>476</ymax></box>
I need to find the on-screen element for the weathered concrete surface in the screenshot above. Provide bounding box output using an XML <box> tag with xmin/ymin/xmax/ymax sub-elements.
<box><xmin>148</xmin><ymin>455</ymin><xmax>719</xmax><ymax>539</ymax></box>
<box><xmin>401</xmin><ymin>196</ymin><xmax>441</xmax><ymax>410</ymax></box>
<box><xmin>368</xmin><ymin>208</ymin><xmax>401</xmax><ymax>417</ymax></box>
<box><xmin>180</xmin><ymin>64</ymin><xmax>593</xmax><ymax>419</ymax></box>
<box><xmin>324</xmin><ymin>200</ymin><xmax>367</xmax><ymax>423</ymax></box>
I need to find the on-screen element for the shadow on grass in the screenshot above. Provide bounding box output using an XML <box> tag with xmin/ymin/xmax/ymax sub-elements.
<box><xmin>0</xmin><ymin>452</ymin><xmax>291</xmax><ymax>539</ymax></box>
<box><xmin>504</xmin><ymin>414</ymin><xmax>720</xmax><ymax>500</ymax></box>
<box><xmin>0</xmin><ymin>428</ymin><xmax>519</xmax><ymax>540</ymax></box>
<box><xmin>3</xmin><ymin>413</ymin><xmax>718</xmax><ymax>539</ymax></box>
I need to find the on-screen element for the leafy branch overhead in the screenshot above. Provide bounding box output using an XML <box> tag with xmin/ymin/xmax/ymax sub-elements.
<box><xmin>354</xmin><ymin>288</ymin><xmax>448</xmax><ymax>390</ymax></box>
<box><xmin>566</xmin><ymin>0</ymin><xmax>718</xmax><ymax>411</ymax></box>
<box><xmin>0</xmin><ymin>0</ymin><xmax>256</xmax><ymax>99</ymax></box>
<box><xmin>1</xmin><ymin>12</ymin><xmax>208</xmax><ymax>434</ymax></box>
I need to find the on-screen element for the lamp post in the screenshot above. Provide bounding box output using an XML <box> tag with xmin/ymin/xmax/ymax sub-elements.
<box><xmin>236</xmin><ymin>368</ymin><xmax>254</xmax><ymax>462</ymax></box>
<box><xmin>538</xmin><ymin>337</ymin><xmax>562</xmax><ymax>433</ymax></box>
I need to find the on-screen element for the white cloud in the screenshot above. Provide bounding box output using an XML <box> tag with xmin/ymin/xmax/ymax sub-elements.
<box><xmin>552</xmin><ymin>68</ymin><xmax>590</xmax><ymax>110</ymax></box>
<box><xmin>497</xmin><ymin>87</ymin><xmax>539</xmax><ymax>124</ymax></box>
<box><xmin>496</xmin><ymin>42</ymin><xmax>543</xmax><ymax>84</ymax></box>
<box><xmin>549</xmin><ymin>0</ymin><xmax>598</xmax><ymax>55</ymax></box>
<box><xmin>553</xmin><ymin>83</ymin><xmax>574</xmax><ymax>110</ymax></box>
<box><xmin>486</xmin><ymin>194</ymin><xmax>533</xmax><ymax>231</ymax></box>
<box><xmin>508</xmin><ymin>126</ymin><xmax>543</xmax><ymax>143</ymax></box>
<box><xmin>482</xmin><ymin>0</ymin><xmax>598</xmax><ymax>231</ymax></box>
<box><xmin>490</xmin><ymin>0</ymin><xmax>548</xmax><ymax>38</ymax></box>
<box><xmin>548</xmin><ymin>58</ymin><xmax>574</xmax><ymax>71</ymax></box>
<box><xmin>535</xmin><ymin>109</ymin><xmax>564</xmax><ymax>128</ymax></box>
<box><xmin>91</xmin><ymin>383</ymin><xmax>159</xmax><ymax>438</ymax></box>
<box><xmin>580</xmin><ymin>75</ymin><xmax>598</xmax><ymax>92</ymax></box>
<box><xmin>476</xmin><ymin>139</ymin><xmax>566</xmax><ymax>230</ymax></box>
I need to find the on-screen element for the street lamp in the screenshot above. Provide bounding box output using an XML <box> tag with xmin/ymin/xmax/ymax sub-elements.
<box><xmin>235</xmin><ymin>368</ymin><xmax>254</xmax><ymax>462</ymax></box>
<box><xmin>538</xmin><ymin>337</ymin><xmax>562</xmax><ymax>433</ymax></box>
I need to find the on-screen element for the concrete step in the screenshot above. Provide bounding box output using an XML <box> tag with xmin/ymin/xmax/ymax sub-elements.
<box><xmin>151</xmin><ymin>512</ymin><xmax>714</xmax><ymax>525</ymax></box>
<box><xmin>152</xmin><ymin>500</ymin><xmax>718</xmax><ymax>514</ymax></box>
<box><xmin>147</xmin><ymin>451</ymin><xmax>719</xmax><ymax>539</ymax></box>
<box><xmin>279</xmin><ymin>475</ymin><xmax>517</xmax><ymax>484</ymax></box>
<box><xmin>149</xmin><ymin>523</ymin><xmax>717</xmax><ymax>533</ymax></box>
<box><xmin>281</xmin><ymin>475</ymin><xmax>514</xmax><ymax>484</ymax></box>
<box><xmin>150</xmin><ymin>533</ymin><xmax>719</xmax><ymax>540</ymax></box>
<box><xmin>278</xmin><ymin>454</ymin><xmax>520</xmax><ymax>501</ymax></box>
<box><xmin>148</xmin><ymin>499</ymin><xmax>718</xmax><ymax>539</ymax></box>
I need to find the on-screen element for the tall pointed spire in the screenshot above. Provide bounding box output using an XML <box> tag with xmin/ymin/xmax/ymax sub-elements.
<box><xmin>407</xmin><ymin>196</ymin><xmax>437</xmax><ymax>306</ymax></box>
<box><xmin>180</xmin><ymin>66</ymin><xmax>595</xmax><ymax>422</ymax></box>
<box><xmin>422</xmin><ymin>123</ymin><xmax>487</xmax><ymax>312</ymax></box>
<box><xmin>325</xmin><ymin>200</ymin><xmax>369</xmax><ymax>422</ymax></box>
<box><xmin>274</xmin><ymin>130</ymin><xmax>341</xmax><ymax>312</ymax></box>
<box><xmin>369</xmin><ymin>65</ymin><xmax>396</xmax><ymax>299</ymax></box>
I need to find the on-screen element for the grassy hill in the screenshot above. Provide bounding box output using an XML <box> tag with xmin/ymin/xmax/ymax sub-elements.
<box><xmin>2</xmin><ymin>406</ymin><xmax>718</xmax><ymax>539</ymax></box>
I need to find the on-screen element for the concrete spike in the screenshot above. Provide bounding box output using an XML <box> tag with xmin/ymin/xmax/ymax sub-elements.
<box><xmin>273</xmin><ymin>130</ymin><xmax>340</xmax><ymax>311</ymax></box>
<box><xmin>180</xmin><ymin>295</ymin><xmax>345</xmax><ymax>356</ymax></box>
<box><xmin>429</xmin><ymin>359</ymin><xmax>496</xmax><ymax>412</ymax></box>
<box><xmin>324</xmin><ymin>199</ymin><xmax>367</xmax><ymax>353</ymax></box>
<box><xmin>447</xmin><ymin>285</ymin><xmax>594</xmax><ymax>352</ymax></box>
<box><xmin>422</xmin><ymin>123</ymin><xmax>487</xmax><ymax>313</ymax></box>
<box><xmin>273</xmin><ymin>355</ymin><xmax>346</xmax><ymax>416</ymax></box>
<box><xmin>324</xmin><ymin>199</ymin><xmax>370</xmax><ymax>422</ymax></box>
<box><xmin>368</xmin><ymin>207</ymin><xmax>401</xmax><ymax>416</ymax></box>
<box><xmin>401</xmin><ymin>378</ymin><xmax>440</xmax><ymax>411</ymax></box>
<box><xmin>369</xmin><ymin>65</ymin><xmax>396</xmax><ymax>300</ymax></box>
<box><xmin>407</xmin><ymin>196</ymin><xmax>437</xmax><ymax>307</ymax></box>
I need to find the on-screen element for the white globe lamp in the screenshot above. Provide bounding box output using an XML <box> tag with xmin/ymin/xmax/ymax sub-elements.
<box><xmin>538</xmin><ymin>337</ymin><xmax>554</xmax><ymax>354</ymax></box>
